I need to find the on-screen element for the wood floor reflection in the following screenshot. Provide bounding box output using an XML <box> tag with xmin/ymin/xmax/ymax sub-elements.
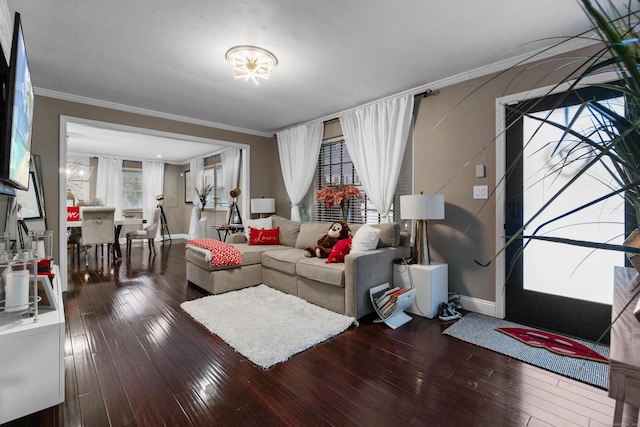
<box><xmin>2</xmin><ymin>241</ymin><xmax>615</xmax><ymax>426</ymax></box>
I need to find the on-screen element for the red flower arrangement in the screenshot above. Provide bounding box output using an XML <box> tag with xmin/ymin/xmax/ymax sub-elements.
<box><xmin>315</xmin><ymin>184</ymin><xmax>361</xmax><ymax>208</ymax></box>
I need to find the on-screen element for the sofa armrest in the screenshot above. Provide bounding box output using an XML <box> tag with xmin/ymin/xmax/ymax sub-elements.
<box><xmin>227</xmin><ymin>234</ymin><xmax>247</xmax><ymax>244</ymax></box>
<box><xmin>344</xmin><ymin>247</ymin><xmax>398</xmax><ymax>318</ymax></box>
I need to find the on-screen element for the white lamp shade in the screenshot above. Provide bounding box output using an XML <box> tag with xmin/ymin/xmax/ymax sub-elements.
<box><xmin>400</xmin><ymin>194</ymin><xmax>445</xmax><ymax>220</ymax></box>
<box><xmin>251</xmin><ymin>198</ymin><xmax>276</xmax><ymax>214</ymax></box>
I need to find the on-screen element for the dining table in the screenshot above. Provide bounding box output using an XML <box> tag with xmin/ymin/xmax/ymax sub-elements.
<box><xmin>67</xmin><ymin>218</ymin><xmax>144</xmax><ymax>260</ymax></box>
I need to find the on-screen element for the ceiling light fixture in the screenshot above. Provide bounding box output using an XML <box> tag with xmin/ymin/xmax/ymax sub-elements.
<box><xmin>225</xmin><ymin>45</ymin><xmax>278</xmax><ymax>85</ymax></box>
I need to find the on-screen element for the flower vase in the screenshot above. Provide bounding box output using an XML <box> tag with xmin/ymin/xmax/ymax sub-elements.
<box><xmin>340</xmin><ymin>202</ymin><xmax>349</xmax><ymax>221</ymax></box>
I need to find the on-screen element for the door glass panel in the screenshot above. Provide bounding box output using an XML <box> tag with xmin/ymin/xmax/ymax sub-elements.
<box><xmin>521</xmin><ymin>97</ymin><xmax>625</xmax><ymax>305</ymax></box>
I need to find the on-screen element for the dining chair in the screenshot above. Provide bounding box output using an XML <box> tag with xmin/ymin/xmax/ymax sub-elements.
<box><xmin>80</xmin><ymin>206</ymin><xmax>115</xmax><ymax>267</ymax></box>
<box><xmin>126</xmin><ymin>207</ymin><xmax>160</xmax><ymax>257</ymax></box>
<box><xmin>67</xmin><ymin>228</ymin><xmax>82</xmax><ymax>266</ymax></box>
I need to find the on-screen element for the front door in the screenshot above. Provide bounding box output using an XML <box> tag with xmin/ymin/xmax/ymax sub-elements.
<box><xmin>504</xmin><ymin>86</ymin><xmax>627</xmax><ymax>342</ymax></box>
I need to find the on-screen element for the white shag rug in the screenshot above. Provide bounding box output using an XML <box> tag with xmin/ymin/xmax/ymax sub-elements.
<box><xmin>180</xmin><ymin>284</ymin><xmax>357</xmax><ymax>369</ymax></box>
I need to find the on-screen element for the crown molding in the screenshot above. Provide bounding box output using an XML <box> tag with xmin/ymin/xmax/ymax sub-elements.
<box><xmin>34</xmin><ymin>88</ymin><xmax>274</xmax><ymax>139</ymax></box>
<box><xmin>424</xmin><ymin>36</ymin><xmax>600</xmax><ymax>92</ymax></box>
<box><xmin>282</xmin><ymin>36</ymin><xmax>600</xmax><ymax>132</ymax></box>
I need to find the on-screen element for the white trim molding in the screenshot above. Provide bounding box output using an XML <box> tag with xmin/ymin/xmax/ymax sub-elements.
<box><xmin>37</xmin><ymin>88</ymin><xmax>274</xmax><ymax>139</ymax></box>
<box><xmin>57</xmin><ymin>116</ymin><xmax>251</xmax><ymax>291</ymax></box>
<box><xmin>493</xmin><ymin>71</ymin><xmax>619</xmax><ymax>319</ymax></box>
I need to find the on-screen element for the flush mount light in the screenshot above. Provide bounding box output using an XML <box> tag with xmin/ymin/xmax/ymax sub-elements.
<box><xmin>225</xmin><ymin>45</ymin><xmax>278</xmax><ymax>85</ymax></box>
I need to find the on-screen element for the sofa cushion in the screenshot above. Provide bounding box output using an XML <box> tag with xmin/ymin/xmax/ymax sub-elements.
<box><xmin>295</xmin><ymin>222</ymin><xmax>335</xmax><ymax>249</ymax></box>
<box><xmin>237</xmin><ymin>243</ymin><xmax>289</xmax><ymax>264</ymax></box>
<box><xmin>350</xmin><ymin>222</ymin><xmax>400</xmax><ymax>248</ymax></box>
<box><xmin>296</xmin><ymin>257</ymin><xmax>345</xmax><ymax>287</ymax></box>
<box><xmin>261</xmin><ymin>247</ymin><xmax>308</xmax><ymax>275</ymax></box>
<box><xmin>244</xmin><ymin>217</ymin><xmax>272</xmax><ymax>240</ymax></box>
<box><xmin>271</xmin><ymin>215</ymin><xmax>301</xmax><ymax>247</ymax></box>
<box><xmin>351</xmin><ymin>224</ymin><xmax>381</xmax><ymax>254</ymax></box>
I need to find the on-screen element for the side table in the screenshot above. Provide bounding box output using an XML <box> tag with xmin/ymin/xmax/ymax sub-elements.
<box><xmin>393</xmin><ymin>262</ymin><xmax>448</xmax><ymax>319</ymax></box>
<box><xmin>212</xmin><ymin>224</ymin><xmax>244</xmax><ymax>242</ymax></box>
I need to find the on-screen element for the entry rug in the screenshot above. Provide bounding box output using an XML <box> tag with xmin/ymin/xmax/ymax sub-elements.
<box><xmin>443</xmin><ymin>312</ymin><xmax>609</xmax><ymax>389</ymax></box>
<box><xmin>181</xmin><ymin>284</ymin><xmax>356</xmax><ymax>369</ymax></box>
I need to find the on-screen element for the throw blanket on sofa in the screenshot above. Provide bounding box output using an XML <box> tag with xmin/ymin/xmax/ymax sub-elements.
<box><xmin>186</xmin><ymin>238</ymin><xmax>242</xmax><ymax>267</ymax></box>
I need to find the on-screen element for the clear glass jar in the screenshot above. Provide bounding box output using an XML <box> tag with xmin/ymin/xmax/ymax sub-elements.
<box><xmin>3</xmin><ymin>259</ymin><xmax>32</xmax><ymax>313</ymax></box>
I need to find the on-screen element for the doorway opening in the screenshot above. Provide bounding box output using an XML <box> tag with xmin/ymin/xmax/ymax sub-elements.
<box><xmin>57</xmin><ymin>116</ymin><xmax>250</xmax><ymax>291</ymax></box>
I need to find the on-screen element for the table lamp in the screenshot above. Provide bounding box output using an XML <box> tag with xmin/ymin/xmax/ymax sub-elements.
<box><xmin>251</xmin><ymin>197</ymin><xmax>276</xmax><ymax>218</ymax></box>
<box><xmin>400</xmin><ymin>194</ymin><xmax>445</xmax><ymax>265</ymax></box>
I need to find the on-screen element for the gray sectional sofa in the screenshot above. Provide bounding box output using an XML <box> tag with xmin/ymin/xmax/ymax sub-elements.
<box><xmin>185</xmin><ymin>215</ymin><xmax>410</xmax><ymax>319</ymax></box>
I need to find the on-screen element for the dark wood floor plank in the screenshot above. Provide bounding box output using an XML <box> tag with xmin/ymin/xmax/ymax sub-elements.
<box><xmin>174</xmin><ymin>389</ymin><xmax>218</xmax><ymax>427</ymax></box>
<box><xmin>2</xmin><ymin>241</ymin><xmax>619</xmax><ymax>427</ymax></box>
<box><xmin>78</xmin><ymin>390</ymin><xmax>110</xmax><ymax>427</ymax></box>
<box><xmin>81</xmin><ymin>312</ymin><xmax>108</xmax><ymax>354</ymax></box>
<box><xmin>112</xmin><ymin>357</ymin><xmax>166</xmax><ymax>427</ymax></box>
<box><xmin>69</xmin><ymin>333</ymin><xmax>101</xmax><ymax>396</ymax></box>
<box><xmin>92</xmin><ymin>351</ymin><xmax>136</xmax><ymax>427</ymax></box>
<box><xmin>134</xmin><ymin>359</ymin><xmax>193</xmax><ymax>427</ymax></box>
<box><xmin>61</xmin><ymin>355</ymin><xmax>82</xmax><ymax>427</ymax></box>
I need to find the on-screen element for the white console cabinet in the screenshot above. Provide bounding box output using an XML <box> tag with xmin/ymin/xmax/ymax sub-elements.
<box><xmin>393</xmin><ymin>262</ymin><xmax>448</xmax><ymax>319</ymax></box>
<box><xmin>0</xmin><ymin>265</ymin><xmax>65</xmax><ymax>424</ymax></box>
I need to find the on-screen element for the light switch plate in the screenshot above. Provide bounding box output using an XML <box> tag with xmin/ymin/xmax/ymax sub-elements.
<box><xmin>475</xmin><ymin>165</ymin><xmax>486</xmax><ymax>178</ymax></box>
<box><xmin>473</xmin><ymin>185</ymin><xmax>488</xmax><ymax>199</ymax></box>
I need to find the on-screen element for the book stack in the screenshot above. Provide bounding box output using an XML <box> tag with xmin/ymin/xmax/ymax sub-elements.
<box><xmin>372</xmin><ymin>286</ymin><xmax>411</xmax><ymax>319</ymax></box>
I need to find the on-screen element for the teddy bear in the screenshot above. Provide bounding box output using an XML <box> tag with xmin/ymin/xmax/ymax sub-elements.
<box><xmin>304</xmin><ymin>221</ymin><xmax>351</xmax><ymax>258</ymax></box>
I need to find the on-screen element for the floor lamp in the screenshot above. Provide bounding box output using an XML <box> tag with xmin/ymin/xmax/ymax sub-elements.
<box><xmin>400</xmin><ymin>194</ymin><xmax>445</xmax><ymax>265</ymax></box>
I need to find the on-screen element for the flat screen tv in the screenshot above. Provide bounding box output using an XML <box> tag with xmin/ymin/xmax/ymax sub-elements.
<box><xmin>0</xmin><ymin>12</ymin><xmax>34</xmax><ymax>191</ymax></box>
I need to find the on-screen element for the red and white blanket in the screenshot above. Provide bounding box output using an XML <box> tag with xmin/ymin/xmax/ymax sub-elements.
<box><xmin>186</xmin><ymin>238</ymin><xmax>242</xmax><ymax>267</ymax></box>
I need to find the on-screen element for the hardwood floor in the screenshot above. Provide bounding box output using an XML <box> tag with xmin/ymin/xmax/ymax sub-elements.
<box><xmin>2</xmin><ymin>241</ymin><xmax>615</xmax><ymax>427</ymax></box>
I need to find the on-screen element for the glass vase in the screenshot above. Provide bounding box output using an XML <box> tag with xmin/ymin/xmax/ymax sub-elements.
<box><xmin>340</xmin><ymin>202</ymin><xmax>350</xmax><ymax>222</ymax></box>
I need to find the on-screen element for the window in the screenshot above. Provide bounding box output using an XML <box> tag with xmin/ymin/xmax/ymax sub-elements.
<box><xmin>122</xmin><ymin>168</ymin><xmax>142</xmax><ymax>210</ymax></box>
<box><xmin>312</xmin><ymin>140</ymin><xmax>394</xmax><ymax>224</ymax></box>
<box><xmin>202</xmin><ymin>163</ymin><xmax>229</xmax><ymax>210</ymax></box>
<box><xmin>311</xmin><ymin>136</ymin><xmax>412</xmax><ymax>224</ymax></box>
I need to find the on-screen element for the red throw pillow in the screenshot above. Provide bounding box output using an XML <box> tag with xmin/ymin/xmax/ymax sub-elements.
<box><xmin>249</xmin><ymin>227</ymin><xmax>280</xmax><ymax>245</ymax></box>
<box><xmin>326</xmin><ymin>237</ymin><xmax>352</xmax><ymax>263</ymax></box>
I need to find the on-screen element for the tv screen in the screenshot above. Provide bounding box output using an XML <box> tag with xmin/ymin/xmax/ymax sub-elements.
<box><xmin>0</xmin><ymin>13</ymin><xmax>34</xmax><ymax>191</ymax></box>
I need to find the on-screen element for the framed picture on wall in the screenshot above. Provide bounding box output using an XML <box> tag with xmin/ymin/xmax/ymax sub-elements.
<box><xmin>16</xmin><ymin>171</ymin><xmax>43</xmax><ymax>219</ymax></box>
<box><xmin>184</xmin><ymin>170</ymin><xmax>192</xmax><ymax>203</ymax></box>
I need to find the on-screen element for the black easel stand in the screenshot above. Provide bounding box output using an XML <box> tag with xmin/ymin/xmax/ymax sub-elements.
<box><xmin>17</xmin><ymin>219</ymin><xmax>29</xmax><ymax>250</ymax></box>
<box><xmin>158</xmin><ymin>205</ymin><xmax>171</xmax><ymax>241</ymax></box>
<box><xmin>227</xmin><ymin>202</ymin><xmax>242</xmax><ymax>225</ymax></box>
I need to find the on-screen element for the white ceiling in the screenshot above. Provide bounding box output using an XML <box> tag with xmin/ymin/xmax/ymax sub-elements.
<box><xmin>6</xmin><ymin>0</ymin><xmax>632</xmax><ymax>161</ymax></box>
<box><xmin>66</xmin><ymin>122</ymin><xmax>229</xmax><ymax>164</ymax></box>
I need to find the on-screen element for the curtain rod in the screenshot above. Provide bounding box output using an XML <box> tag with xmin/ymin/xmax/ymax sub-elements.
<box><xmin>317</xmin><ymin>89</ymin><xmax>438</xmax><ymax>126</ymax></box>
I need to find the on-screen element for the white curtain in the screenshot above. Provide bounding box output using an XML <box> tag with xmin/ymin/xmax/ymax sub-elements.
<box><xmin>95</xmin><ymin>157</ymin><xmax>123</xmax><ymax>218</ymax></box>
<box><xmin>188</xmin><ymin>158</ymin><xmax>204</xmax><ymax>239</ymax></box>
<box><xmin>340</xmin><ymin>94</ymin><xmax>414</xmax><ymax>222</ymax></box>
<box><xmin>189</xmin><ymin>158</ymin><xmax>204</xmax><ymax>209</ymax></box>
<box><xmin>188</xmin><ymin>207</ymin><xmax>200</xmax><ymax>240</ymax></box>
<box><xmin>142</xmin><ymin>161</ymin><xmax>164</xmax><ymax>221</ymax></box>
<box><xmin>276</xmin><ymin>121</ymin><xmax>323</xmax><ymax>221</ymax></box>
<box><xmin>221</xmin><ymin>148</ymin><xmax>241</xmax><ymax>192</ymax></box>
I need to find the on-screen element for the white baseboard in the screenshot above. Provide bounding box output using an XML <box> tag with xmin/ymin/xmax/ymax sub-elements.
<box><xmin>459</xmin><ymin>295</ymin><xmax>501</xmax><ymax>318</ymax></box>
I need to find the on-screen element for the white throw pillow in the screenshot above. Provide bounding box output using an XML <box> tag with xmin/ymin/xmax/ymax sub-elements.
<box><xmin>351</xmin><ymin>224</ymin><xmax>381</xmax><ymax>254</ymax></box>
<box><xmin>244</xmin><ymin>217</ymin><xmax>273</xmax><ymax>240</ymax></box>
